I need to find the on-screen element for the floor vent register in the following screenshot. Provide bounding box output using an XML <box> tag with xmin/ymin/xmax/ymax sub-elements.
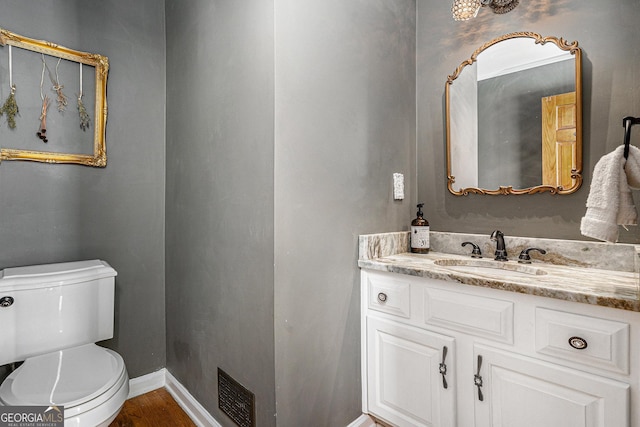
<box><xmin>218</xmin><ymin>368</ymin><xmax>256</xmax><ymax>427</ymax></box>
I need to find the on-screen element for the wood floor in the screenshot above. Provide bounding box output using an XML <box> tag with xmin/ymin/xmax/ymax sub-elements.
<box><xmin>110</xmin><ymin>388</ymin><xmax>196</xmax><ymax>427</ymax></box>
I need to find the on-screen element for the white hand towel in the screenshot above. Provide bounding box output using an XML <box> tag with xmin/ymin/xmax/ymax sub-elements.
<box><xmin>580</xmin><ymin>145</ymin><xmax>640</xmax><ymax>242</ymax></box>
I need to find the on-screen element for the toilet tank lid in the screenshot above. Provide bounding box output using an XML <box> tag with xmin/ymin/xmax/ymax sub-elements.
<box><xmin>0</xmin><ymin>260</ymin><xmax>117</xmax><ymax>291</ymax></box>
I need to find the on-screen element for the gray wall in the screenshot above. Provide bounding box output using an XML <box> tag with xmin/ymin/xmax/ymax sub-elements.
<box><xmin>0</xmin><ymin>0</ymin><xmax>166</xmax><ymax>378</ymax></box>
<box><xmin>165</xmin><ymin>0</ymin><xmax>415</xmax><ymax>426</ymax></box>
<box><xmin>274</xmin><ymin>0</ymin><xmax>415</xmax><ymax>425</ymax></box>
<box><xmin>165</xmin><ymin>1</ymin><xmax>277</xmax><ymax>426</ymax></box>
<box><xmin>418</xmin><ymin>0</ymin><xmax>640</xmax><ymax>243</ymax></box>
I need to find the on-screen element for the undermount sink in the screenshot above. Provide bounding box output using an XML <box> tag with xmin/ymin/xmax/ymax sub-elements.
<box><xmin>434</xmin><ymin>258</ymin><xmax>548</xmax><ymax>277</ymax></box>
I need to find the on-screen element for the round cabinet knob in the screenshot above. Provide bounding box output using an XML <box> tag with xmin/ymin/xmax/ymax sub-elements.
<box><xmin>568</xmin><ymin>336</ymin><xmax>588</xmax><ymax>350</ymax></box>
<box><xmin>377</xmin><ymin>292</ymin><xmax>388</xmax><ymax>303</ymax></box>
<box><xmin>0</xmin><ymin>296</ymin><xmax>14</xmax><ymax>307</ymax></box>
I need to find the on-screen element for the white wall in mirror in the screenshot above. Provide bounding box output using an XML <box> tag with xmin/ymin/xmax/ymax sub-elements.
<box><xmin>477</xmin><ymin>38</ymin><xmax>574</xmax><ymax>81</ymax></box>
<box><xmin>449</xmin><ymin>61</ymin><xmax>478</xmax><ymax>189</ymax></box>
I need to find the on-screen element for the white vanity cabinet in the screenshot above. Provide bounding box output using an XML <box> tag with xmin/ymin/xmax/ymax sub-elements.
<box><xmin>473</xmin><ymin>345</ymin><xmax>629</xmax><ymax>427</ymax></box>
<box><xmin>361</xmin><ymin>269</ymin><xmax>636</xmax><ymax>427</ymax></box>
<box><xmin>366</xmin><ymin>316</ymin><xmax>456</xmax><ymax>426</ymax></box>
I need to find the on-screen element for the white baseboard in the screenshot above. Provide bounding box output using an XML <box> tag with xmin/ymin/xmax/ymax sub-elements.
<box><xmin>127</xmin><ymin>369</ymin><xmax>219</xmax><ymax>426</ymax></box>
<box><xmin>165</xmin><ymin>370</ymin><xmax>221</xmax><ymax>427</ymax></box>
<box><xmin>347</xmin><ymin>414</ymin><xmax>377</xmax><ymax>427</ymax></box>
<box><xmin>128</xmin><ymin>368</ymin><xmax>167</xmax><ymax>398</ymax></box>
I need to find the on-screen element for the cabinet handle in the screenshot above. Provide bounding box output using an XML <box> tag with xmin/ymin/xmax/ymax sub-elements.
<box><xmin>568</xmin><ymin>336</ymin><xmax>588</xmax><ymax>350</ymax></box>
<box><xmin>377</xmin><ymin>292</ymin><xmax>387</xmax><ymax>303</ymax></box>
<box><xmin>474</xmin><ymin>355</ymin><xmax>484</xmax><ymax>401</ymax></box>
<box><xmin>439</xmin><ymin>346</ymin><xmax>448</xmax><ymax>389</ymax></box>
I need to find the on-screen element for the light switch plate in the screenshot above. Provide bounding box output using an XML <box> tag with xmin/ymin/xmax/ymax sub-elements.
<box><xmin>393</xmin><ymin>173</ymin><xmax>404</xmax><ymax>200</ymax></box>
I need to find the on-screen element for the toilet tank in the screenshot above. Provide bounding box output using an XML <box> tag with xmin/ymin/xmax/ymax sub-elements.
<box><xmin>0</xmin><ymin>260</ymin><xmax>117</xmax><ymax>366</ymax></box>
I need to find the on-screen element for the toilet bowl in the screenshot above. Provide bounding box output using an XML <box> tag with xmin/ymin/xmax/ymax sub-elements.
<box><xmin>0</xmin><ymin>344</ymin><xmax>129</xmax><ymax>427</ymax></box>
<box><xmin>0</xmin><ymin>260</ymin><xmax>128</xmax><ymax>426</ymax></box>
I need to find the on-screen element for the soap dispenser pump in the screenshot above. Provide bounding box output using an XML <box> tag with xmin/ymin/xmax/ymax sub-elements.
<box><xmin>411</xmin><ymin>203</ymin><xmax>430</xmax><ymax>254</ymax></box>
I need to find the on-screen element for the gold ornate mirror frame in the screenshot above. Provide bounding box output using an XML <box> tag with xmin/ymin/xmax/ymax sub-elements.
<box><xmin>0</xmin><ymin>28</ymin><xmax>109</xmax><ymax>167</ymax></box>
<box><xmin>445</xmin><ymin>32</ymin><xmax>582</xmax><ymax>195</ymax></box>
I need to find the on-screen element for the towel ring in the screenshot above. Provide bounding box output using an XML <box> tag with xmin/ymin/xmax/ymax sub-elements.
<box><xmin>623</xmin><ymin>116</ymin><xmax>640</xmax><ymax>159</ymax></box>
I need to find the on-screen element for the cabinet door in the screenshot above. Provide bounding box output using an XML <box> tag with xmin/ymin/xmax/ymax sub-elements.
<box><xmin>473</xmin><ymin>345</ymin><xmax>629</xmax><ymax>427</ymax></box>
<box><xmin>367</xmin><ymin>316</ymin><xmax>455</xmax><ymax>427</ymax></box>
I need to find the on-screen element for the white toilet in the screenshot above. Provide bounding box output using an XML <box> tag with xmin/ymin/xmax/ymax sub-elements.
<box><xmin>0</xmin><ymin>260</ymin><xmax>129</xmax><ymax>426</ymax></box>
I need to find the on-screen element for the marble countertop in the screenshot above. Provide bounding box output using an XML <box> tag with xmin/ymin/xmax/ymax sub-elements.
<box><xmin>358</xmin><ymin>232</ymin><xmax>640</xmax><ymax>312</ymax></box>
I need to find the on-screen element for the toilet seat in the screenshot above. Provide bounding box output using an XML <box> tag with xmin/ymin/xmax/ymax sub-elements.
<box><xmin>0</xmin><ymin>344</ymin><xmax>129</xmax><ymax>426</ymax></box>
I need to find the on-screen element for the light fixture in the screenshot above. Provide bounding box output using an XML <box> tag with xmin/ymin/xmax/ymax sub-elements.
<box><xmin>452</xmin><ymin>0</ymin><xmax>519</xmax><ymax>21</ymax></box>
<box><xmin>488</xmin><ymin>0</ymin><xmax>520</xmax><ymax>14</ymax></box>
<box><xmin>452</xmin><ymin>0</ymin><xmax>481</xmax><ymax>21</ymax></box>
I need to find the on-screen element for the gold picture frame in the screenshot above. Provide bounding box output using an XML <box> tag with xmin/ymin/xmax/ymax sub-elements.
<box><xmin>445</xmin><ymin>32</ymin><xmax>582</xmax><ymax>195</ymax></box>
<box><xmin>0</xmin><ymin>27</ymin><xmax>109</xmax><ymax>167</ymax></box>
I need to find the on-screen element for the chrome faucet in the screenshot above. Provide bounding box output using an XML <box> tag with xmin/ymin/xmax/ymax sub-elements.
<box><xmin>490</xmin><ymin>230</ymin><xmax>508</xmax><ymax>261</ymax></box>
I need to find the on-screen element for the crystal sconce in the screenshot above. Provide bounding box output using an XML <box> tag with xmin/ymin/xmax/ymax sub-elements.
<box><xmin>452</xmin><ymin>0</ymin><xmax>519</xmax><ymax>21</ymax></box>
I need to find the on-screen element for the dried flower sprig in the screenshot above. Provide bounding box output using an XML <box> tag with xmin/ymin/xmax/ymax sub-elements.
<box><xmin>0</xmin><ymin>84</ymin><xmax>19</xmax><ymax>129</ymax></box>
<box><xmin>53</xmin><ymin>84</ymin><xmax>67</xmax><ymax>113</ymax></box>
<box><xmin>77</xmin><ymin>63</ymin><xmax>90</xmax><ymax>131</ymax></box>
<box><xmin>49</xmin><ymin>58</ymin><xmax>67</xmax><ymax>113</ymax></box>
<box><xmin>77</xmin><ymin>95</ymin><xmax>90</xmax><ymax>131</ymax></box>
<box><xmin>37</xmin><ymin>55</ymin><xmax>49</xmax><ymax>142</ymax></box>
<box><xmin>1</xmin><ymin>47</ymin><xmax>19</xmax><ymax>129</ymax></box>
<box><xmin>37</xmin><ymin>95</ymin><xmax>50</xmax><ymax>143</ymax></box>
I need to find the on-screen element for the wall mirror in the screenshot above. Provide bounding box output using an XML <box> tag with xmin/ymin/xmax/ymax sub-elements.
<box><xmin>0</xmin><ymin>27</ymin><xmax>109</xmax><ymax>167</ymax></box>
<box><xmin>445</xmin><ymin>32</ymin><xmax>582</xmax><ymax>195</ymax></box>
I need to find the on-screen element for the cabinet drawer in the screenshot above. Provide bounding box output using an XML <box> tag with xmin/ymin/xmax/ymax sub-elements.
<box><xmin>535</xmin><ymin>308</ymin><xmax>629</xmax><ymax>374</ymax></box>
<box><xmin>424</xmin><ymin>288</ymin><xmax>513</xmax><ymax>343</ymax></box>
<box><xmin>367</xmin><ymin>275</ymin><xmax>411</xmax><ymax>319</ymax></box>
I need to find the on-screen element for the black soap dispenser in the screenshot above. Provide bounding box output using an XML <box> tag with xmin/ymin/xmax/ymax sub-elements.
<box><xmin>411</xmin><ymin>203</ymin><xmax>430</xmax><ymax>254</ymax></box>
